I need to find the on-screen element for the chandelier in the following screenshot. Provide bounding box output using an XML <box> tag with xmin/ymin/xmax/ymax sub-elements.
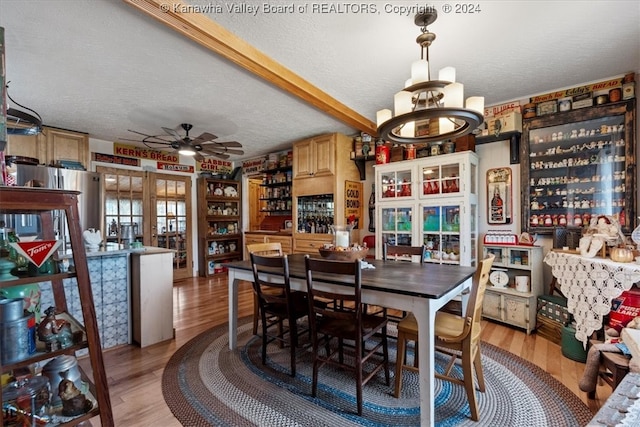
<box><xmin>376</xmin><ymin>10</ymin><xmax>484</xmax><ymax>145</ymax></box>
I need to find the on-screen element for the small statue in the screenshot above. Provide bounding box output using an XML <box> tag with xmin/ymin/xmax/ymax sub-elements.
<box><xmin>59</xmin><ymin>379</ymin><xmax>93</xmax><ymax>416</ymax></box>
<box><xmin>38</xmin><ymin>306</ymin><xmax>74</xmax><ymax>351</ymax></box>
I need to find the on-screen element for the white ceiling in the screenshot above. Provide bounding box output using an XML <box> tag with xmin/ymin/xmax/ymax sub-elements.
<box><xmin>1</xmin><ymin>0</ymin><xmax>639</xmax><ymax>162</ymax></box>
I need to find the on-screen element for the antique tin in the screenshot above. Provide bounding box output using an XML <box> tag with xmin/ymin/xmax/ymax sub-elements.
<box><xmin>375</xmin><ymin>144</ymin><xmax>390</xmax><ymax>164</ymax></box>
<box><xmin>0</xmin><ymin>297</ymin><xmax>24</xmax><ymax>322</ymax></box>
<box><xmin>42</xmin><ymin>355</ymin><xmax>84</xmax><ymax>407</ymax></box>
<box><xmin>0</xmin><ymin>313</ymin><xmax>36</xmax><ymax>364</ymax></box>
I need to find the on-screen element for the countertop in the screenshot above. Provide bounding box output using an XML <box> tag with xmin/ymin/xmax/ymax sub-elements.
<box><xmin>58</xmin><ymin>244</ymin><xmax>174</xmax><ymax>258</ymax></box>
<box><xmin>244</xmin><ymin>230</ymin><xmax>292</xmax><ymax>236</ymax></box>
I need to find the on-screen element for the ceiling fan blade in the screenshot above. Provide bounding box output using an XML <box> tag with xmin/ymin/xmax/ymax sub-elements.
<box><xmin>162</xmin><ymin>126</ymin><xmax>182</xmax><ymax>140</ymax></box>
<box><xmin>202</xmin><ymin>140</ymin><xmax>243</xmax><ymax>148</ymax></box>
<box><xmin>191</xmin><ymin>132</ymin><xmax>218</xmax><ymax>145</ymax></box>
<box><xmin>208</xmin><ymin>147</ymin><xmax>244</xmax><ymax>155</ymax></box>
<box><xmin>200</xmin><ymin>149</ymin><xmax>231</xmax><ymax>159</ymax></box>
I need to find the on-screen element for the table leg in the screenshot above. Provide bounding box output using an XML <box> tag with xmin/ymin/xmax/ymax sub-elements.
<box><xmin>228</xmin><ymin>271</ymin><xmax>239</xmax><ymax>350</ymax></box>
<box><xmin>413</xmin><ymin>302</ymin><xmax>436</xmax><ymax>427</ymax></box>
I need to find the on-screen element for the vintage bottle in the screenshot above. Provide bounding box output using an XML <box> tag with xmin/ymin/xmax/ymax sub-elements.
<box><xmin>368</xmin><ymin>184</ymin><xmax>375</xmax><ymax>232</ymax></box>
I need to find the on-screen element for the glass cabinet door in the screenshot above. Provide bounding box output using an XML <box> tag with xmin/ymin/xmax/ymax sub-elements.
<box><xmin>421</xmin><ymin>162</ymin><xmax>461</xmax><ymax>197</ymax></box>
<box><xmin>522</xmin><ymin>100</ymin><xmax>635</xmax><ymax>234</ymax></box>
<box><xmin>380</xmin><ymin>206</ymin><xmax>413</xmax><ymax>246</ymax></box>
<box><xmin>421</xmin><ymin>204</ymin><xmax>461</xmax><ymax>264</ymax></box>
<box><xmin>379</xmin><ymin>167</ymin><xmax>413</xmax><ymax>199</ymax></box>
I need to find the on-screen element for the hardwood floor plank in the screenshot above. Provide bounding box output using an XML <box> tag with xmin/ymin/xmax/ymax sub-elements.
<box><xmin>81</xmin><ymin>275</ymin><xmax>607</xmax><ymax>426</ymax></box>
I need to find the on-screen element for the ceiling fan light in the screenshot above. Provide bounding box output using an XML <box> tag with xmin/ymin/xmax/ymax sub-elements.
<box><xmin>179</xmin><ymin>147</ymin><xmax>197</xmax><ymax>156</ymax></box>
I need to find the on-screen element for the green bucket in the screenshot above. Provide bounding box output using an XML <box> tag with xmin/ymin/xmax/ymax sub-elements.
<box><xmin>561</xmin><ymin>325</ymin><xmax>587</xmax><ymax>363</ymax></box>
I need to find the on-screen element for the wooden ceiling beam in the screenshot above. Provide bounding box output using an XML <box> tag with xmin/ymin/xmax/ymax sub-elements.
<box><xmin>122</xmin><ymin>0</ymin><xmax>377</xmax><ymax>136</ymax></box>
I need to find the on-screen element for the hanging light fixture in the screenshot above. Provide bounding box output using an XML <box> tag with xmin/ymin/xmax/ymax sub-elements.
<box><xmin>6</xmin><ymin>82</ymin><xmax>43</xmax><ymax>136</ymax></box>
<box><xmin>376</xmin><ymin>10</ymin><xmax>484</xmax><ymax>145</ymax></box>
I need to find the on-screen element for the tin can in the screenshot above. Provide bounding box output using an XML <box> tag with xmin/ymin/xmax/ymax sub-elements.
<box><xmin>609</xmin><ymin>88</ymin><xmax>622</xmax><ymax>103</ymax></box>
<box><xmin>375</xmin><ymin>145</ymin><xmax>390</xmax><ymax>164</ymax></box>
<box><xmin>523</xmin><ymin>103</ymin><xmax>537</xmax><ymax>119</ymax></box>
<box><xmin>404</xmin><ymin>145</ymin><xmax>416</xmax><ymax>160</ymax></box>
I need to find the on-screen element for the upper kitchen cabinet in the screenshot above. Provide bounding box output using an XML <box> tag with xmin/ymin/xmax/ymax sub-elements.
<box><xmin>5</xmin><ymin>125</ymin><xmax>89</xmax><ymax>168</ymax></box>
<box><xmin>521</xmin><ymin>99</ymin><xmax>636</xmax><ymax>234</ymax></box>
<box><xmin>293</xmin><ymin>133</ymin><xmax>337</xmax><ymax>180</ymax></box>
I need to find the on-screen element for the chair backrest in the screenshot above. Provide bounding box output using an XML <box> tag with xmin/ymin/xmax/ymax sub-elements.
<box><xmin>383</xmin><ymin>243</ymin><xmax>426</xmax><ymax>263</ymax></box>
<box><xmin>249</xmin><ymin>251</ymin><xmax>291</xmax><ymax>303</ymax></box>
<box><xmin>465</xmin><ymin>254</ymin><xmax>495</xmax><ymax>344</ymax></box>
<box><xmin>247</xmin><ymin>242</ymin><xmax>283</xmax><ymax>257</ymax></box>
<box><xmin>304</xmin><ymin>255</ymin><xmax>363</xmax><ymax>326</ymax></box>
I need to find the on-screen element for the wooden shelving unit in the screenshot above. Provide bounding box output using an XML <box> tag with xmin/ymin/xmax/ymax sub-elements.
<box><xmin>197</xmin><ymin>177</ymin><xmax>242</xmax><ymax>277</ymax></box>
<box><xmin>0</xmin><ymin>187</ymin><xmax>113</xmax><ymax>426</ymax></box>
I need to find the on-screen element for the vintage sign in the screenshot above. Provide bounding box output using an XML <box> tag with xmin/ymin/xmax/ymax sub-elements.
<box><xmin>242</xmin><ymin>157</ymin><xmax>266</xmax><ymax>175</ymax></box>
<box><xmin>114</xmin><ymin>142</ymin><xmax>178</xmax><ymax>163</ymax></box>
<box><xmin>530</xmin><ymin>77</ymin><xmax>623</xmax><ymax>104</ymax></box>
<box><xmin>196</xmin><ymin>157</ymin><xmax>233</xmax><ymax>173</ymax></box>
<box><xmin>157</xmin><ymin>162</ymin><xmax>194</xmax><ymax>173</ymax></box>
<box><xmin>345</xmin><ymin>180</ymin><xmax>363</xmax><ymax>230</ymax></box>
<box><xmin>487</xmin><ymin>168</ymin><xmax>512</xmax><ymax>225</ymax></box>
<box><xmin>10</xmin><ymin>240</ymin><xmax>62</xmax><ymax>268</ymax></box>
<box><xmin>93</xmin><ymin>152</ymin><xmax>140</xmax><ymax>166</ymax></box>
<box><xmin>484</xmin><ymin>101</ymin><xmax>521</xmax><ymax>118</ymax></box>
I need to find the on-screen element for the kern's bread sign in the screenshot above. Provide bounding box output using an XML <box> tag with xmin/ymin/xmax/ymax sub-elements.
<box><xmin>10</xmin><ymin>240</ymin><xmax>62</xmax><ymax>268</ymax></box>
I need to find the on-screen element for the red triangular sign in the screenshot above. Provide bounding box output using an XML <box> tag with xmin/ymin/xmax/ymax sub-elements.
<box><xmin>10</xmin><ymin>241</ymin><xmax>62</xmax><ymax>268</ymax></box>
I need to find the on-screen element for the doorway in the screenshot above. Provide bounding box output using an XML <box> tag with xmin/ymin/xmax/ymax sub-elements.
<box><xmin>147</xmin><ymin>172</ymin><xmax>193</xmax><ymax>281</ymax></box>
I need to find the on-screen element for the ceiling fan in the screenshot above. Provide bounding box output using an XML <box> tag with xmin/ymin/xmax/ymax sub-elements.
<box><xmin>125</xmin><ymin>123</ymin><xmax>244</xmax><ymax>160</ymax></box>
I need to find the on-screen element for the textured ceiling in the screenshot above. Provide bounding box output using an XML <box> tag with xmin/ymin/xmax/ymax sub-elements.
<box><xmin>1</xmin><ymin>0</ymin><xmax>639</xmax><ymax>162</ymax></box>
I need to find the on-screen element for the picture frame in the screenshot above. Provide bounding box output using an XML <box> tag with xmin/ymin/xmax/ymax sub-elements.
<box><xmin>487</xmin><ymin>167</ymin><xmax>512</xmax><ymax>224</ymax></box>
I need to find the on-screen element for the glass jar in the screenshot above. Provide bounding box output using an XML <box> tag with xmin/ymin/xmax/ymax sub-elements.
<box><xmin>329</xmin><ymin>225</ymin><xmax>353</xmax><ymax>248</ymax></box>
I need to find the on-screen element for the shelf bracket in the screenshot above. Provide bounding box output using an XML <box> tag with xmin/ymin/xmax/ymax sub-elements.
<box><xmin>352</xmin><ymin>155</ymin><xmax>375</xmax><ymax>180</ymax></box>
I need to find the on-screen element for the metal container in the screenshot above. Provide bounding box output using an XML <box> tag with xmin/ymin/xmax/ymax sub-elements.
<box><xmin>2</xmin><ymin>376</ymin><xmax>51</xmax><ymax>420</ymax></box>
<box><xmin>120</xmin><ymin>222</ymin><xmax>138</xmax><ymax>248</ymax></box>
<box><xmin>42</xmin><ymin>355</ymin><xmax>83</xmax><ymax>407</ymax></box>
<box><xmin>0</xmin><ymin>313</ymin><xmax>36</xmax><ymax>364</ymax></box>
<box><xmin>0</xmin><ymin>297</ymin><xmax>24</xmax><ymax>322</ymax></box>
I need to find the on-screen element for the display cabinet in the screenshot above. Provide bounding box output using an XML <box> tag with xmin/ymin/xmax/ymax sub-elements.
<box><xmin>521</xmin><ymin>99</ymin><xmax>636</xmax><ymax>234</ymax></box>
<box><xmin>375</xmin><ymin>151</ymin><xmax>479</xmax><ymax>266</ymax></box>
<box><xmin>481</xmin><ymin>243</ymin><xmax>543</xmax><ymax>334</ymax></box>
<box><xmin>197</xmin><ymin>177</ymin><xmax>242</xmax><ymax>277</ymax></box>
<box><xmin>260</xmin><ymin>165</ymin><xmax>292</xmax><ymax>216</ymax></box>
<box><xmin>0</xmin><ymin>187</ymin><xmax>113</xmax><ymax>426</ymax></box>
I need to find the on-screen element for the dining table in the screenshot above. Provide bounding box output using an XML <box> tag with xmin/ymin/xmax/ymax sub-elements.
<box><xmin>225</xmin><ymin>253</ymin><xmax>477</xmax><ymax>426</ymax></box>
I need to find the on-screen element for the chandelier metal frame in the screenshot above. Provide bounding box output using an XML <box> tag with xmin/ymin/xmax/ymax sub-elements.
<box><xmin>377</xmin><ymin>10</ymin><xmax>484</xmax><ymax>145</ymax></box>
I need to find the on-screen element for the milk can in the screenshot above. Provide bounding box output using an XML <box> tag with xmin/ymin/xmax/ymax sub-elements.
<box><xmin>42</xmin><ymin>355</ymin><xmax>84</xmax><ymax>407</ymax></box>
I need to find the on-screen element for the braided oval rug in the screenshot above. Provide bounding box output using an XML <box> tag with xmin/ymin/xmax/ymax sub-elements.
<box><xmin>162</xmin><ymin>318</ymin><xmax>593</xmax><ymax>426</ymax></box>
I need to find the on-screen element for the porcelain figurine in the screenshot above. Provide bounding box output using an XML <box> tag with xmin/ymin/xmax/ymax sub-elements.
<box><xmin>82</xmin><ymin>229</ymin><xmax>102</xmax><ymax>250</ymax></box>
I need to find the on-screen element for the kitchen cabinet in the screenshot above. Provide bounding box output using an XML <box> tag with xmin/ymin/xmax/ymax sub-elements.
<box><xmin>293</xmin><ymin>133</ymin><xmax>336</xmax><ymax>179</ymax></box>
<box><xmin>5</xmin><ymin>125</ymin><xmax>89</xmax><ymax>168</ymax></box>
<box><xmin>481</xmin><ymin>243</ymin><xmax>543</xmax><ymax>334</ymax></box>
<box><xmin>374</xmin><ymin>151</ymin><xmax>479</xmax><ymax>266</ymax></box>
<box><xmin>292</xmin><ymin>133</ymin><xmax>360</xmax><ymax>253</ymax></box>
<box><xmin>521</xmin><ymin>99</ymin><xmax>636</xmax><ymax>234</ymax></box>
<box><xmin>197</xmin><ymin>177</ymin><xmax>242</xmax><ymax>277</ymax></box>
<box><xmin>0</xmin><ymin>187</ymin><xmax>113</xmax><ymax>426</ymax></box>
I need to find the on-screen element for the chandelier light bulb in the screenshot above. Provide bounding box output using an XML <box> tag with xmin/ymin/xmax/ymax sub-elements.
<box><xmin>411</xmin><ymin>59</ymin><xmax>429</xmax><ymax>84</ymax></box>
<box><xmin>438</xmin><ymin>66</ymin><xmax>456</xmax><ymax>83</ymax></box>
<box><xmin>377</xmin><ymin>109</ymin><xmax>392</xmax><ymax>127</ymax></box>
<box><xmin>444</xmin><ymin>82</ymin><xmax>464</xmax><ymax>108</ymax></box>
<box><xmin>466</xmin><ymin>96</ymin><xmax>485</xmax><ymax>114</ymax></box>
<box><xmin>394</xmin><ymin>91</ymin><xmax>412</xmax><ymax>115</ymax></box>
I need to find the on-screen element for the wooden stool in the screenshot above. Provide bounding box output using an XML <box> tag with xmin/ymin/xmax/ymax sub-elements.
<box><xmin>587</xmin><ymin>340</ymin><xmax>631</xmax><ymax>399</ymax></box>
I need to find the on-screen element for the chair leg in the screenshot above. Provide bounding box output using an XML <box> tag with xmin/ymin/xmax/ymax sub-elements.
<box><xmin>394</xmin><ymin>330</ymin><xmax>407</xmax><ymax>398</ymax></box>
<box><xmin>382</xmin><ymin>326</ymin><xmax>390</xmax><ymax>385</ymax></box>
<box><xmin>356</xmin><ymin>337</ymin><xmax>363</xmax><ymax>416</ymax></box>
<box><xmin>461</xmin><ymin>351</ymin><xmax>480</xmax><ymax>421</ymax></box>
<box><xmin>253</xmin><ymin>294</ymin><xmax>259</xmax><ymax>335</ymax></box>
<box><xmin>473</xmin><ymin>348</ymin><xmax>485</xmax><ymax>392</ymax></box>
<box><xmin>289</xmin><ymin>319</ymin><xmax>297</xmax><ymax>377</ymax></box>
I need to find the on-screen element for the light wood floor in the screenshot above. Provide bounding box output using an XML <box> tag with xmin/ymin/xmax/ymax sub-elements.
<box><xmin>83</xmin><ymin>275</ymin><xmax>611</xmax><ymax>426</ymax></box>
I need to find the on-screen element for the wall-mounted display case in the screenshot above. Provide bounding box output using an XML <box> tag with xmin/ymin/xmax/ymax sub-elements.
<box><xmin>521</xmin><ymin>100</ymin><xmax>636</xmax><ymax>234</ymax></box>
<box><xmin>260</xmin><ymin>165</ymin><xmax>292</xmax><ymax>216</ymax></box>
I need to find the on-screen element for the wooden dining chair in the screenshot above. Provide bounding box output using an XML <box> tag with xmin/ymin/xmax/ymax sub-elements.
<box><xmin>249</xmin><ymin>251</ymin><xmax>309</xmax><ymax>376</ymax></box>
<box><xmin>304</xmin><ymin>255</ymin><xmax>390</xmax><ymax>416</ymax></box>
<box><xmin>393</xmin><ymin>254</ymin><xmax>494</xmax><ymax>422</ymax></box>
<box><xmin>246</xmin><ymin>242</ymin><xmax>284</xmax><ymax>335</ymax></box>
